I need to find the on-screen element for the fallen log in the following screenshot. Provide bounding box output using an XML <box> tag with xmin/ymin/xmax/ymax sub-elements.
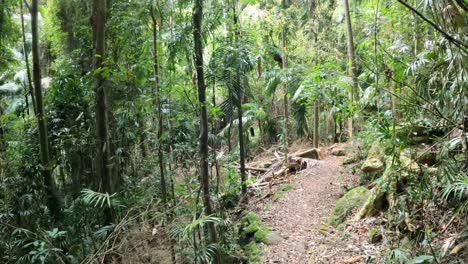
<box><xmin>241</xmin><ymin>166</ymin><xmax>268</xmax><ymax>172</ymax></box>
<box><xmin>295</xmin><ymin>148</ymin><xmax>324</xmax><ymax>160</ymax></box>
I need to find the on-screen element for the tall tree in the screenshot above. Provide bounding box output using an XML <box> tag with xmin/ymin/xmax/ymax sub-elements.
<box><xmin>193</xmin><ymin>0</ymin><xmax>218</xmax><ymax>249</ymax></box>
<box><xmin>150</xmin><ymin>3</ymin><xmax>168</xmax><ymax>212</ymax></box>
<box><xmin>31</xmin><ymin>0</ymin><xmax>61</xmax><ymax>218</ymax></box>
<box><xmin>232</xmin><ymin>0</ymin><xmax>247</xmax><ymax>198</ymax></box>
<box><xmin>20</xmin><ymin>0</ymin><xmax>36</xmax><ymax>115</ymax></box>
<box><xmin>282</xmin><ymin>25</ymin><xmax>289</xmax><ymax>167</ymax></box>
<box><xmin>91</xmin><ymin>0</ymin><xmax>114</xmax><ymax>223</ymax></box>
<box><xmin>343</xmin><ymin>0</ymin><xmax>357</xmax><ymax>140</ymax></box>
<box><xmin>150</xmin><ymin>5</ymin><xmax>176</xmax><ymax>263</ymax></box>
<box><xmin>0</xmin><ymin>104</ymin><xmax>4</xmax><ymax>154</ymax></box>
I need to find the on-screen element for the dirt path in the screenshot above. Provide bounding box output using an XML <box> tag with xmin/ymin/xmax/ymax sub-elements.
<box><xmin>256</xmin><ymin>152</ymin><xmax>381</xmax><ymax>264</ymax></box>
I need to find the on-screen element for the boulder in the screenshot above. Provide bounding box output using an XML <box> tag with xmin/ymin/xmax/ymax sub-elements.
<box><xmin>258</xmin><ymin>231</ymin><xmax>282</xmax><ymax>245</ymax></box>
<box><xmin>328</xmin><ymin>186</ymin><xmax>370</xmax><ymax>226</ymax></box>
<box><xmin>355</xmin><ymin>160</ymin><xmax>397</xmax><ymax>220</ymax></box>
<box><xmin>361</xmin><ymin>143</ymin><xmax>385</xmax><ymax>173</ymax></box>
<box><xmin>244</xmin><ymin>241</ymin><xmax>262</xmax><ymax>264</ymax></box>
<box><xmin>361</xmin><ymin>158</ymin><xmax>384</xmax><ymax>173</ymax></box>
<box><xmin>331</xmin><ymin>148</ymin><xmax>346</xmax><ymax>156</ymax></box>
<box><xmin>399</xmin><ymin>151</ymin><xmax>420</xmax><ymax>173</ymax></box>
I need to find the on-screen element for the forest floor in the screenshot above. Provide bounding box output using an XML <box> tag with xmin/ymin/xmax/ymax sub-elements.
<box><xmin>249</xmin><ymin>143</ymin><xmax>384</xmax><ymax>264</ymax></box>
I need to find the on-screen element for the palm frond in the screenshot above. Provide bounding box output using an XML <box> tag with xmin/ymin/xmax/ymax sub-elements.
<box><xmin>80</xmin><ymin>189</ymin><xmax>118</xmax><ymax>208</ymax></box>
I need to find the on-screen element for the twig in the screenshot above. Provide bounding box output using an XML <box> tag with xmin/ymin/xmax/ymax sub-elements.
<box><xmin>396</xmin><ymin>0</ymin><xmax>468</xmax><ymax>52</ymax></box>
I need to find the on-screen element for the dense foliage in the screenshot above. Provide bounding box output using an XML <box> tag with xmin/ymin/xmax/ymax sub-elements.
<box><xmin>0</xmin><ymin>0</ymin><xmax>466</xmax><ymax>263</ymax></box>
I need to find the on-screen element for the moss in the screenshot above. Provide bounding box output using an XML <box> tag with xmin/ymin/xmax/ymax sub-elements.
<box><xmin>253</xmin><ymin>226</ymin><xmax>272</xmax><ymax>244</ymax></box>
<box><xmin>272</xmin><ymin>183</ymin><xmax>294</xmax><ymax>202</ymax></box>
<box><xmin>354</xmin><ymin>161</ymin><xmax>396</xmax><ymax>221</ymax></box>
<box><xmin>328</xmin><ymin>186</ymin><xmax>370</xmax><ymax>226</ymax></box>
<box><xmin>368</xmin><ymin>227</ymin><xmax>382</xmax><ymax>243</ymax></box>
<box><xmin>239</xmin><ymin>211</ymin><xmax>278</xmax><ymax>262</ymax></box>
<box><xmin>241</xmin><ymin>212</ymin><xmax>260</xmax><ymax>225</ymax></box>
<box><xmin>245</xmin><ymin>241</ymin><xmax>262</xmax><ymax>263</ymax></box>
<box><xmin>244</xmin><ymin>221</ymin><xmax>261</xmax><ymax>235</ymax></box>
<box><xmin>342</xmin><ymin>156</ymin><xmax>356</xmax><ymax>165</ymax></box>
<box><xmin>281</xmin><ymin>183</ymin><xmax>294</xmax><ymax>192</ymax></box>
<box><xmin>367</xmin><ymin>143</ymin><xmax>384</xmax><ymax>158</ymax></box>
<box><xmin>332</xmin><ymin>148</ymin><xmax>346</xmax><ymax>156</ymax></box>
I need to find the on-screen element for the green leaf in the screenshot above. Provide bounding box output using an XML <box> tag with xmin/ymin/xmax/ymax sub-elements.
<box><xmin>408</xmin><ymin>255</ymin><xmax>434</xmax><ymax>264</ymax></box>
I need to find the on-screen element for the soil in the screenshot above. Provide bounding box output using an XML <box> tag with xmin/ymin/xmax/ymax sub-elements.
<box><xmin>249</xmin><ymin>143</ymin><xmax>384</xmax><ymax>264</ymax></box>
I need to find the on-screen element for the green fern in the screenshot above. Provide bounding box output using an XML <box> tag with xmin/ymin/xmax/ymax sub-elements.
<box><xmin>80</xmin><ymin>189</ymin><xmax>118</xmax><ymax>208</ymax></box>
<box><xmin>442</xmin><ymin>174</ymin><xmax>468</xmax><ymax>213</ymax></box>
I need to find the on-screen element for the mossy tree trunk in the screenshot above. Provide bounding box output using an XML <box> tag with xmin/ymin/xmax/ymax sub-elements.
<box><xmin>343</xmin><ymin>0</ymin><xmax>358</xmax><ymax>141</ymax></box>
<box><xmin>193</xmin><ymin>0</ymin><xmax>218</xmax><ymax>255</ymax></box>
<box><xmin>232</xmin><ymin>0</ymin><xmax>247</xmax><ymax>198</ymax></box>
<box><xmin>91</xmin><ymin>0</ymin><xmax>115</xmax><ymax>224</ymax></box>
<box><xmin>32</xmin><ymin>0</ymin><xmax>61</xmax><ymax>219</ymax></box>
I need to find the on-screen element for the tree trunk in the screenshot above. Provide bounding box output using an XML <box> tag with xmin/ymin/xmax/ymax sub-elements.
<box><xmin>91</xmin><ymin>0</ymin><xmax>114</xmax><ymax>224</ymax></box>
<box><xmin>150</xmin><ymin>6</ymin><xmax>175</xmax><ymax>263</ymax></box>
<box><xmin>391</xmin><ymin>70</ymin><xmax>401</xmax><ymax>120</ymax></box>
<box><xmin>0</xmin><ymin>104</ymin><xmax>5</xmax><ymax>154</ymax></box>
<box><xmin>150</xmin><ymin>4</ymin><xmax>168</xmax><ymax>212</ymax></box>
<box><xmin>232</xmin><ymin>0</ymin><xmax>247</xmax><ymax>198</ymax></box>
<box><xmin>193</xmin><ymin>0</ymin><xmax>218</xmax><ymax>251</ymax></box>
<box><xmin>32</xmin><ymin>0</ymin><xmax>61</xmax><ymax>219</ymax></box>
<box><xmin>282</xmin><ymin>27</ymin><xmax>289</xmax><ymax>167</ymax></box>
<box><xmin>343</xmin><ymin>0</ymin><xmax>358</xmax><ymax>141</ymax></box>
<box><xmin>20</xmin><ymin>0</ymin><xmax>36</xmax><ymax>115</ymax></box>
<box><xmin>313</xmin><ymin>100</ymin><xmax>319</xmax><ymax>148</ymax></box>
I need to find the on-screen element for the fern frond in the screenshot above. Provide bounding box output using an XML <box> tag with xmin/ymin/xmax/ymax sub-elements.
<box><xmin>80</xmin><ymin>189</ymin><xmax>118</xmax><ymax>208</ymax></box>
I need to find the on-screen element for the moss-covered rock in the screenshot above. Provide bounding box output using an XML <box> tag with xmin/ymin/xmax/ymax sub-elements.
<box><xmin>240</xmin><ymin>212</ymin><xmax>263</xmax><ymax>242</ymax></box>
<box><xmin>361</xmin><ymin>158</ymin><xmax>384</xmax><ymax>173</ymax></box>
<box><xmin>331</xmin><ymin>148</ymin><xmax>346</xmax><ymax>156</ymax></box>
<box><xmin>354</xmin><ymin>160</ymin><xmax>397</xmax><ymax>220</ymax></box>
<box><xmin>239</xmin><ymin>211</ymin><xmax>279</xmax><ymax>262</ymax></box>
<box><xmin>342</xmin><ymin>156</ymin><xmax>357</xmax><ymax>165</ymax></box>
<box><xmin>244</xmin><ymin>241</ymin><xmax>262</xmax><ymax>263</ymax></box>
<box><xmin>361</xmin><ymin>143</ymin><xmax>385</xmax><ymax>173</ymax></box>
<box><xmin>328</xmin><ymin>186</ymin><xmax>370</xmax><ymax>226</ymax></box>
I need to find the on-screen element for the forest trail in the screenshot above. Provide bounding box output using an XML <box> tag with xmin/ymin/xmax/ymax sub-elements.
<box><xmin>256</xmin><ymin>147</ymin><xmax>381</xmax><ymax>264</ymax></box>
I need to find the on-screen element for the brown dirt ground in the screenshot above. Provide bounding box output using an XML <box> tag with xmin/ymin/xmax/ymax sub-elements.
<box><xmin>249</xmin><ymin>144</ymin><xmax>384</xmax><ymax>264</ymax></box>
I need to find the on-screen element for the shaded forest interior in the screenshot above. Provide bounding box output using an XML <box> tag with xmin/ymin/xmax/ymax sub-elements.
<box><xmin>0</xmin><ymin>0</ymin><xmax>467</xmax><ymax>263</ymax></box>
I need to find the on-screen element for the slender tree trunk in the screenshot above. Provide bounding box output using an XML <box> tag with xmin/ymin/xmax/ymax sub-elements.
<box><xmin>150</xmin><ymin>4</ymin><xmax>168</xmax><ymax>212</ymax></box>
<box><xmin>282</xmin><ymin>27</ymin><xmax>289</xmax><ymax>167</ymax></box>
<box><xmin>91</xmin><ymin>0</ymin><xmax>114</xmax><ymax>224</ymax></box>
<box><xmin>0</xmin><ymin>104</ymin><xmax>5</xmax><ymax>154</ymax></box>
<box><xmin>193</xmin><ymin>0</ymin><xmax>218</xmax><ymax>253</ymax></box>
<box><xmin>227</xmin><ymin>118</ymin><xmax>232</xmax><ymax>151</ymax></box>
<box><xmin>20</xmin><ymin>0</ymin><xmax>36</xmax><ymax>115</ymax></box>
<box><xmin>391</xmin><ymin>71</ymin><xmax>400</xmax><ymax>120</ymax></box>
<box><xmin>232</xmin><ymin>0</ymin><xmax>247</xmax><ymax>198</ymax></box>
<box><xmin>31</xmin><ymin>0</ymin><xmax>61</xmax><ymax>219</ymax></box>
<box><xmin>150</xmin><ymin>7</ymin><xmax>176</xmax><ymax>263</ymax></box>
<box><xmin>313</xmin><ymin>100</ymin><xmax>319</xmax><ymax>148</ymax></box>
<box><xmin>343</xmin><ymin>0</ymin><xmax>358</xmax><ymax>141</ymax></box>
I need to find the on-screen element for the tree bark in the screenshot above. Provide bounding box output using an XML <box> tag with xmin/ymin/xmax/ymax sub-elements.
<box><xmin>20</xmin><ymin>0</ymin><xmax>36</xmax><ymax>115</ymax></box>
<box><xmin>150</xmin><ymin>4</ymin><xmax>168</xmax><ymax>212</ymax></box>
<box><xmin>91</xmin><ymin>0</ymin><xmax>114</xmax><ymax>224</ymax></box>
<box><xmin>0</xmin><ymin>104</ymin><xmax>5</xmax><ymax>154</ymax></box>
<box><xmin>313</xmin><ymin>100</ymin><xmax>319</xmax><ymax>148</ymax></box>
<box><xmin>343</xmin><ymin>0</ymin><xmax>357</xmax><ymax>141</ymax></box>
<box><xmin>282</xmin><ymin>27</ymin><xmax>289</xmax><ymax>167</ymax></box>
<box><xmin>232</xmin><ymin>0</ymin><xmax>247</xmax><ymax>198</ymax></box>
<box><xmin>193</xmin><ymin>0</ymin><xmax>218</xmax><ymax>250</ymax></box>
<box><xmin>31</xmin><ymin>0</ymin><xmax>61</xmax><ymax>219</ymax></box>
<box><xmin>150</xmin><ymin>6</ymin><xmax>175</xmax><ymax>263</ymax></box>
